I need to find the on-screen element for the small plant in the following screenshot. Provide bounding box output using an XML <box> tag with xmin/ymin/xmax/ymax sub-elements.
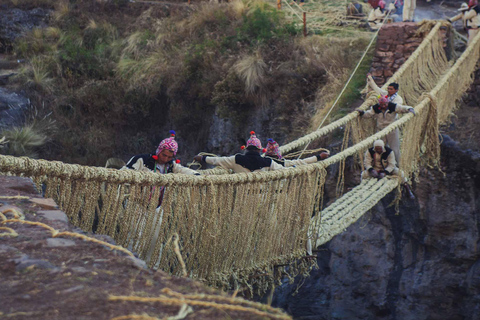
<box><xmin>16</xmin><ymin>56</ymin><xmax>55</xmax><ymax>93</ymax></box>
<box><xmin>1</xmin><ymin>125</ymin><xmax>47</xmax><ymax>158</ymax></box>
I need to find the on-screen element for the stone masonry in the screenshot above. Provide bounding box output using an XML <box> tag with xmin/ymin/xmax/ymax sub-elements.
<box><xmin>369</xmin><ymin>22</ymin><xmax>450</xmax><ymax>86</ymax></box>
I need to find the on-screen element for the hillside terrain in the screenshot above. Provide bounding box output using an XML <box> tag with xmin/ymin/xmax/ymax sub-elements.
<box><xmin>0</xmin><ymin>0</ymin><xmax>373</xmax><ymax>166</ymax></box>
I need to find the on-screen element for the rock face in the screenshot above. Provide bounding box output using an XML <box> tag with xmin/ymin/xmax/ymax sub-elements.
<box><xmin>369</xmin><ymin>22</ymin><xmax>451</xmax><ymax>87</ymax></box>
<box><xmin>0</xmin><ymin>87</ymin><xmax>30</xmax><ymax>129</ymax></box>
<box><xmin>272</xmin><ymin>135</ymin><xmax>480</xmax><ymax>320</ymax></box>
<box><xmin>0</xmin><ymin>7</ymin><xmax>51</xmax><ymax>52</ymax></box>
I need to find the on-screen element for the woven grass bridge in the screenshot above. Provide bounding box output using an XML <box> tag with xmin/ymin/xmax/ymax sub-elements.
<box><xmin>0</xmin><ymin>21</ymin><xmax>477</xmax><ymax>292</ymax></box>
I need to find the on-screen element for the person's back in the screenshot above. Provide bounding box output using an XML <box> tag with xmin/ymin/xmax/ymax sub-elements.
<box><xmin>194</xmin><ymin>132</ymin><xmax>285</xmax><ymax>173</ymax></box>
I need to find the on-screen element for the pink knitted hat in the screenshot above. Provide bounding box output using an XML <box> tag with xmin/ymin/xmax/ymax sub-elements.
<box><xmin>266</xmin><ymin>139</ymin><xmax>282</xmax><ymax>159</ymax></box>
<box><xmin>378</xmin><ymin>95</ymin><xmax>388</xmax><ymax>104</ymax></box>
<box><xmin>156</xmin><ymin>130</ymin><xmax>178</xmax><ymax>156</ymax></box>
<box><xmin>244</xmin><ymin>131</ymin><xmax>262</xmax><ymax>150</ymax></box>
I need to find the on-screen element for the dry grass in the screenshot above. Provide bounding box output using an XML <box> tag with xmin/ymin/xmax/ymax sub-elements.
<box><xmin>53</xmin><ymin>0</ymin><xmax>70</xmax><ymax>22</ymax></box>
<box><xmin>16</xmin><ymin>57</ymin><xmax>55</xmax><ymax>93</ymax></box>
<box><xmin>298</xmin><ymin>35</ymin><xmax>372</xmax><ymax>129</ymax></box>
<box><xmin>1</xmin><ymin>125</ymin><xmax>47</xmax><ymax>158</ymax></box>
<box><xmin>234</xmin><ymin>52</ymin><xmax>267</xmax><ymax>95</ymax></box>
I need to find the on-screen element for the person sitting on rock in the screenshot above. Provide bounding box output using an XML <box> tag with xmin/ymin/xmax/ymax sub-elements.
<box><xmin>366</xmin><ymin>73</ymin><xmax>404</xmax><ymax>105</ymax></box>
<box><xmin>357</xmin><ymin>95</ymin><xmax>415</xmax><ymax>164</ymax></box>
<box><xmin>367</xmin><ymin>0</ymin><xmax>387</xmax><ymax>30</ymax></box>
<box><xmin>264</xmin><ymin>138</ymin><xmax>330</xmax><ymax>167</ymax></box>
<box><xmin>362</xmin><ymin>139</ymin><xmax>414</xmax><ymax>198</ymax></box>
<box><xmin>193</xmin><ymin>131</ymin><xmax>286</xmax><ymax>173</ymax></box>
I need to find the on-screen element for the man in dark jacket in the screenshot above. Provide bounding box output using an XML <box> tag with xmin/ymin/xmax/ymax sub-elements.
<box><xmin>193</xmin><ymin>131</ymin><xmax>286</xmax><ymax>173</ymax></box>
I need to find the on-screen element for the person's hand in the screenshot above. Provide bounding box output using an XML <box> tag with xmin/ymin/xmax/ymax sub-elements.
<box><xmin>408</xmin><ymin>108</ymin><xmax>416</xmax><ymax>115</ymax></box>
<box><xmin>356</xmin><ymin>109</ymin><xmax>365</xmax><ymax>116</ymax></box>
<box><xmin>369</xmin><ymin>170</ymin><xmax>379</xmax><ymax>178</ymax></box>
<box><xmin>319</xmin><ymin>152</ymin><xmax>329</xmax><ymax>160</ymax></box>
<box><xmin>378</xmin><ymin>172</ymin><xmax>386</xmax><ymax>179</ymax></box>
<box><xmin>193</xmin><ymin>155</ymin><xmax>202</xmax><ymax>163</ymax></box>
<box><xmin>446</xmin><ymin>18</ymin><xmax>452</xmax><ymax>23</ymax></box>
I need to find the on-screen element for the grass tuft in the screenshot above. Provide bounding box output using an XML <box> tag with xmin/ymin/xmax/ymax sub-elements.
<box><xmin>234</xmin><ymin>52</ymin><xmax>267</xmax><ymax>95</ymax></box>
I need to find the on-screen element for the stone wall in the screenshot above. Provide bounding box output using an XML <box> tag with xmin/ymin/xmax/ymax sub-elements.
<box><xmin>369</xmin><ymin>22</ymin><xmax>450</xmax><ymax>86</ymax></box>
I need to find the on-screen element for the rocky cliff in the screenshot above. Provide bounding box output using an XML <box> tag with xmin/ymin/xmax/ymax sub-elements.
<box><xmin>272</xmin><ymin>105</ymin><xmax>480</xmax><ymax>320</ymax></box>
<box><xmin>272</xmin><ymin>134</ymin><xmax>480</xmax><ymax>320</ymax></box>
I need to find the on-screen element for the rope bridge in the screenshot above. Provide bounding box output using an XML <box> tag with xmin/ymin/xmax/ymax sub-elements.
<box><xmin>0</xmin><ymin>21</ymin><xmax>478</xmax><ymax>293</ymax></box>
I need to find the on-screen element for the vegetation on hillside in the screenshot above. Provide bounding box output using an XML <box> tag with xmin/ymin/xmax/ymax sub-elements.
<box><xmin>2</xmin><ymin>0</ymin><xmax>371</xmax><ymax>165</ymax></box>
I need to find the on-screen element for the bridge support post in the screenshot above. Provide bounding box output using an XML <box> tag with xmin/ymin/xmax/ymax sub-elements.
<box><xmin>303</xmin><ymin>12</ymin><xmax>307</xmax><ymax>37</ymax></box>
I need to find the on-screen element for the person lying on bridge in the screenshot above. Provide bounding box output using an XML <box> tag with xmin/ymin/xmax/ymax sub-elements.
<box><xmin>193</xmin><ymin>131</ymin><xmax>286</xmax><ymax>173</ymax></box>
<box><xmin>362</xmin><ymin>140</ymin><xmax>415</xmax><ymax>199</ymax></box>
<box><xmin>357</xmin><ymin>95</ymin><xmax>415</xmax><ymax>164</ymax></box>
<box><xmin>264</xmin><ymin>138</ymin><xmax>330</xmax><ymax>167</ymax></box>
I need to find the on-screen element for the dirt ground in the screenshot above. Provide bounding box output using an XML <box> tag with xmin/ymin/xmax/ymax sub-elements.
<box><xmin>0</xmin><ymin>176</ymin><xmax>290</xmax><ymax>320</ymax></box>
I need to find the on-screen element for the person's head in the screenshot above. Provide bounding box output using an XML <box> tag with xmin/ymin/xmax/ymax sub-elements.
<box><xmin>387</xmin><ymin>82</ymin><xmax>399</xmax><ymax>96</ymax></box>
<box><xmin>379</xmin><ymin>0</ymin><xmax>385</xmax><ymax>9</ymax></box>
<box><xmin>373</xmin><ymin>139</ymin><xmax>385</xmax><ymax>154</ymax></box>
<box><xmin>469</xmin><ymin>0</ymin><xmax>477</xmax><ymax>7</ymax></box>
<box><xmin>459</xmin><ymin>2</ymin><xmax>469</xmax><ymax>11</ymax></box>
<box><xmin>155</xmin><ymin>130</ymin><xmax>178</xmax><ymax>164</ymax></box>
<box><xmin>265</xmin><ymin>139</ymin><xmax>282</xmax><ymax>159</ymax></box>
<box><xmin>378</xmin><ymin>95</ymin><xmax>389</xmax><ymax>109</ymax></box>
<box><xmin>242</xmin><ymin>131</ymin><xmax>263</xmax><ymax>153</ymax></box>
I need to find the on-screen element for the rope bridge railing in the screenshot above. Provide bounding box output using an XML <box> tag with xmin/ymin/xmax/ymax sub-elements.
<box><xmin>307</xmin><ymin>25</ymin><xmax>480</xmax><ymax>248</ymax></box>
<box><xmin>279</xmin><ymin>21</ymin><xmax>449</xmax><ymax>155</ymax></box>
<box><xmin>0</xmin><ymin>20</ymin><xmax>477</xmax><ymax>293</ymax></box>
<box><xmin>0</xmin><ymin>154</ymin><xmax>328</xmax><ymax>293</ymax></box>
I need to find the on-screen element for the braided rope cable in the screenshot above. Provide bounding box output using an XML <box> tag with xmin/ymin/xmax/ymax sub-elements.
<box><xmin>310</xmin><ymin>178</ymin><xmax>398</xmax><ymax>247</ymax></box>
<box><xmin>0</xmin><ymin>21</ymin><xmax>477</xmax><ymax>290</ymax></box>
<box><xmin>279</xmin><ymin>21</ymin><xmax>444</xmax><ymax>155</ymax></box>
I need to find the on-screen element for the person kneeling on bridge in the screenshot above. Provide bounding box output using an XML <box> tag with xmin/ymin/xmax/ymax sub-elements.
<box><xmin>357</xmin><ymin>95</ymin><xmax>415</xmax><ymax>164</ymax></box>
<box><xmin>264</xmin><ymin>138</ymin><xmax>330</xmax><ymax>166</ymax></box>
<box><xmin>193</xmin><ymin>131</ymin><xmax>286</xmax><ymax>173</ymax></box>
<box><xmin>362</xmin><ymin>140</ymin><xmax>415</xmax><ymax>199</ymax></box>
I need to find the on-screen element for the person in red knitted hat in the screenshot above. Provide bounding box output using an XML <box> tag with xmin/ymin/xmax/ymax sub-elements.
<box><xmin>193</xmin><ymin>131</ymin><xmax>286</xmax><ymax>173</ymax></box>
<box><xmin>357</xmin><ymin>95</ymin><xmax>415</xmax><ymax>165</ymax></box>
<box><xmin>125</xmin><ymin>130</ymin><xmax>199</xmax><ymax>176</ymax></box>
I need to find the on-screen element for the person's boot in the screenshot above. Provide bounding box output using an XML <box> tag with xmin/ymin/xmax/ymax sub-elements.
<box><xmin>403</xmin><ymin>183</ymin><xmax>415</xmax><ymax>200</ymax></box>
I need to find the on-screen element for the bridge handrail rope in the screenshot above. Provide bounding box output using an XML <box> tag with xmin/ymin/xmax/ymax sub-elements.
<box><xmin>279</xmin><ymin>21</ymin><xmax>445</xmax><ymax>155</ymax></box>
<box><xmin>282</xmin><ymin>0</ymin><xmax>304</xmax><ymax>21</ymax></box>
<box><xmin>307</xmin><ymin>27</ymin><xmax>480</xmax><ymax>251</ymax></box>
<box><xmin>293</xmin><ymin>9</ymin><xmax>393</xmax><ymax>160</ymax></box>
<box><xmin>0</xmin><ymin>21</ymin><xmax>477</xmax><ymax>293</ymax></box>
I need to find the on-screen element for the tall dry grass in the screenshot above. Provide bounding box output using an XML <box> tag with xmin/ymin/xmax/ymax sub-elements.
<box><xmin>1</xmin><ymin>125</ymin><xmax>47</xmax><ymax>157</ymax></box>
<box><xmin>234</xmin><ymin>52</ymin><xmax>267</xmax><ymax>95</ymax></box>
<box><xmin>299</xmin><ymin>35</ymin><xmax>372</xmax><ymax>130</ymax></box>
